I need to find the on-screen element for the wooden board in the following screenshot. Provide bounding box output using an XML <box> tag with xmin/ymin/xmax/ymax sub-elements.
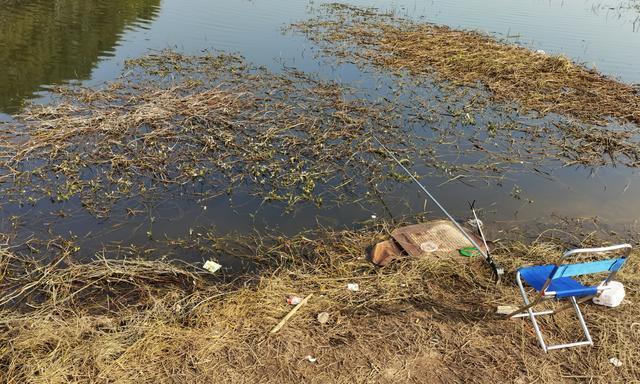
<box><xmin>390</xmin><ymin>220</ymin><xmax>487</xmax><ymax>258</ymax></box>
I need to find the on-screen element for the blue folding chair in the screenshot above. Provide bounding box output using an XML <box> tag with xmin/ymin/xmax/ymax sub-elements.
<box><xmin>509</xmin><ymin>243</ymin><xmax>632</xmax><ymax>352</ymax></box>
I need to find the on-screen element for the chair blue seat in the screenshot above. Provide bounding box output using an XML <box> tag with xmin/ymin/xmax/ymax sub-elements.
<box><xmin>519</xmin><ymin>265</ymin><xmax>598</xmax><ymax>298</ymax></box>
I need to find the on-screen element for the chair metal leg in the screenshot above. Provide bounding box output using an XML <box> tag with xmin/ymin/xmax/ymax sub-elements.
<box><xmin>547</xmin><ymin>296</ymin><xmax>593</xmax><ymax>350</ymax></box>
<box><xmin>533</xmin><ymin>296</ymin><xmax>593</xmax><ymax>352</ymax></box>
<box><xmin>513</xmin><ymin>271</ymin><xmax>548</xmax><ymax>352</ymax></box>
<box><xmin>508</xmin><ymin>274</ymin><xmax>545</xmax><ymax>318</ymax></box>
<box><xmin>571</xmin><ymin>296</ymin><xmax>593</xmax><ymax>345</ymax></box>
<box><xmin>549</xmin><ymin>295</ymin><xmax>594</xmax><ymax>316</ymax></box>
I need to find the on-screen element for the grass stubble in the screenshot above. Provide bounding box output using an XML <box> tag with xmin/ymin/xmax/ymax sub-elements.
<box><xmin>0</xmin><ymin>225</ymin><xmax>639</xmax><ymax>383</ymax></box>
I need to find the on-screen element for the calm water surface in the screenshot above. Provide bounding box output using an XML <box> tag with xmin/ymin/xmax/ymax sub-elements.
<box><xmin>1</xmin><ymin>0</ymin><xmax>640</xmax><ymax>256</ymax></box>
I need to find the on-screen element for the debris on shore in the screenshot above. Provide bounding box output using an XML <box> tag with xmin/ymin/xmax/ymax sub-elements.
<box><xmin>369</xmin><ymin>220</ymin><xmax>488</xmax><ymax>266</ymax></box>
<box><xmin>0</xmin><ymin>226</ymin><xmax>638</xmax><ymax>382</ymax></box>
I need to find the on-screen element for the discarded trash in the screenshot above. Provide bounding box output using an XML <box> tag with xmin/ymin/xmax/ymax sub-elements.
<box><xmin>593</xmin><ymin>281</ymin><xmax>625</xmax><ymax>308</ymax></box>
<box><xmin>609</xmin><ymin>357</ymin><xmax>623</xmax><ymax>367</ymax></box>
<box><xmin>369</xmin><ymin>239</ymin><xmax>403</xmax><ymax>266</ymax></box>
<box><xmin>287</xmin><ymin>296</ymin><xmax>303</xmax><ymax>305</ymax></box>
<box><xmin>496</xmin><ymin>305</ymin><xmax>519</xmax><ymax>315</ymax></box>
<box><xmin>202</xmin><ymin>260</ymin><xmax>222</xmax><ymax>274</ymax></box>
<box><xmin>459</xmin><ymin>247</ymin><xmax>481</xmax><ymax>257</ymax></box>
<box><xmin>305</xmin><ymin>355</ymin><xmax>317</xmax><ymax>363</ymax></box>
<box><xmin>371</xmin><ymin>214</ymin><xmax>377</xmax><ymax>219</ymax></box>
<box><xmin>419</xmin><ymin>241</ymin><xmax>439</xmax><ymax>252</ymax></box>
<box><xmin>317</xmin><ymin>312</ymin><xmax>330</xmax><ymax>324</ymax></box>
<box><xmin>466</xmin><ymin>218</ymin><xmax>483</xmax><ymax>230</ymax></box>
<box><xmin>536</xmin><ymin>49</ymin><xmax>546</xmax><ymax>55</ymax></box>
<box><xmin>347</xmin><ymin>283</ymin><xmax>360</xmax><ymax>292</ymax></box>
<box><xmin>392</xmin><ymin>221</ymin><xmax>488</xmax><ymax>258</ymax></box>
<box><xmin>270</xmin><ymin>293</ymin><xmax>313</xmax><ymax>334</ymax></box>
<box><xmin>369</xmin><ymin>220</ymin><xmax>491</xmax><ymax>267</ymax></box>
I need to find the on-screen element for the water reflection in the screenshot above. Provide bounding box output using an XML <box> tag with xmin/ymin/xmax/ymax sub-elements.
<box><xmin>0</xmin><ymin>0</ymin><xmax>160</xmax><ymax>113</ymax></box>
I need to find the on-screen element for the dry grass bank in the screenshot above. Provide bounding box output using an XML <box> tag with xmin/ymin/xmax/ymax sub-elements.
<box><xmin>1</xmin><ymin>227</ymin><xmax>638</xmax><ymax>383</ymax></box>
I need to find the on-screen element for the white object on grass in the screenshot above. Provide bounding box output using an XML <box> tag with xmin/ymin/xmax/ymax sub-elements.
<box><xmin>317</xmin><ymin>312</ymin><xmax>330</xmax><ymax>324</ymax></box>
<box><xmin>203</xmin><ymin>260</ymin><xmax>222</xmax><ymax>274</ymax></box>
<box><xmin>593</xmin><ymin>281</ymin><xmax>625</xmax><ymax>308</ymax></box>
<box><xmin>496</xmin><ymin>305</ymin><xmax>519</xmax><ymax>315</ymax></box>
<box><xmin>609</xmin><ymin>357</ymin><xmax>623</xmax><ymax>367</ymax></box>
<box><xmin>347</xmin><ymin>283</ymin><xmax>360</xmax><ymax>292</ymax></box>
<box><xmin>467</xmin><ymin>218</ymin><xmax>483</xmax><ymax>230</ymax></box>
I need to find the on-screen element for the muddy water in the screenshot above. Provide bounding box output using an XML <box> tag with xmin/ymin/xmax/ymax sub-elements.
<box><xmin>1</xmin><ymin>0</ymin><xmax>640</xmax><ymax>258</ymax></box>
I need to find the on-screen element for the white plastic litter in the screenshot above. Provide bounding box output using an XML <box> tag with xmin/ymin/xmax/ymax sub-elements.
<box><xmin>347</xmin><ymin>283</ymin><xmax>360</xmax><ymax>292</ymax></box>
<box><xmin>203</xmin><ymin>260</ymin><xmax>222</xmax><ymax>274</ymax></box>
<box><xmin>287</xmin><ymin>296</ymin><xmax>302</xmax><ymax>305</ymax></box>
<box><xmin>317</xmin><ymin>312</ymin><xmax>330</xmax><ymax>324</ymax></box>
<box><xmin>609</xmin><ymin>357</ymin><xmax>623</xmax><ymax>367</ymax></box>
<box><xmin>593</xmin><ymin>281</ymin><xmax>625</xmax><ymax>308</ymax></box>
<box><xmin>496</xmin><ymin>305</ymin><xmax>519</xmax><ymax>315</ymax></box>
<box><xmin>466</xmin><ymin>218</ymin><xmax>483</xmax><ymax>230</ymax></box>
<box><xmin>305</xmin><ymin>355</ymin><xmax>317</xmax><ymax>363</ymax></box>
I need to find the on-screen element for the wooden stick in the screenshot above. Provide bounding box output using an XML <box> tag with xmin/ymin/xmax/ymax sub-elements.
<box><xmin>270</xmin><ymin>293</ymin><xmax>313</xmax><ymax>334</ymax></box>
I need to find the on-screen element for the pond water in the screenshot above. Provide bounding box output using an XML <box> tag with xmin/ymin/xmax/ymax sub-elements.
<box><xmin>1</xmin><ymin>0</ymin><xmax>640</xmax><ymax>258</ymax></box>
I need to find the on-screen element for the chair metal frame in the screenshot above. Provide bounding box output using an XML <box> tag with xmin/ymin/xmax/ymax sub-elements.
<box><xmin>508</xmin><ymin>243</ymin><xmax>632</xmax><ymax>352</ymax></box>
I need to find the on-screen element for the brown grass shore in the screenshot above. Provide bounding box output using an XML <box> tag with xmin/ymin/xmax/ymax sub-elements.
<box><xmin>1</xmin><ymin>226</ymin><xmax>638</xmax><ymax>383</ymax></box>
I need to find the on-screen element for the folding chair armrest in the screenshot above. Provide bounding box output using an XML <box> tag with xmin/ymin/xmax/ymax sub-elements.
<box><xmin>561</xmin><ymin>244</ymin><xmax>632</xmax><ymax>260</ymax></box>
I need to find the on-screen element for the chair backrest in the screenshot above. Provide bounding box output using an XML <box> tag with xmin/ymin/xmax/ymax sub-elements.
<box><xmin>551</xmin><ymin>244</ymin><xmax>632</xmax><ymax>280</ymax></box>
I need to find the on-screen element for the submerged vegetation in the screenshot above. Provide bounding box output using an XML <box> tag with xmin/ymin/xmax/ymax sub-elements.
<box><xmin>0</xmin><ymin>225</ymin><xmax>639</xmax><ymax>382</ymax></box>
<box><xmin>2</xmin><ymin>45</ymin><xmax>640</xmax><ymax>221</ymax></box>
<box><xmin>292</xmin><ymin>3</ymin><xmax>640</xmax><ymax>125</ymax></box>
<box><xmin>1</xmin><ymin>52</ymin><xmax>412</xmax><ymax>216</ymax></box>
<box><xmin>3</xmin><ymin>2</ymin><xmax>640</xmax><ymax>220</ymax></box>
